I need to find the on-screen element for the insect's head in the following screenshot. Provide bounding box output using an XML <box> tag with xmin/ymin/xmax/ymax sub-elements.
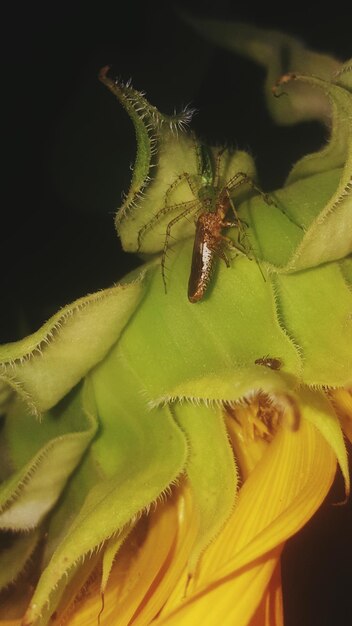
<box><xmin>197</xmin><ymin>183</ymin><xmax>217</xmax><ymax>210</ymax></box>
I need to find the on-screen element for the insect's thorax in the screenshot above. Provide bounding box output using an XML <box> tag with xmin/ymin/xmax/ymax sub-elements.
<box><xmin>197</xmin><ymin>184</ymin><xmax>217</xmax><ymax>211</ymax></box>
<box><xmin>196</xmin><ymin>191</ymin><xmax>229</xmax><ymax>243</ymax></box>
<box><xmin>196</xmin><ymin>211</ymin><xmax>223</xmax><ymax>237</ymax></box>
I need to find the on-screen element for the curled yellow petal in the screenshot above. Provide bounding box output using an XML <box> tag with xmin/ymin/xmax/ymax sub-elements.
<box><xmin>329</xmin><ymin>388</ymin><xmax>352</xmax><ymax>442</ymax></box>
<box><xmin>249</xmin><ymin>561</ymin><xmax>283</xmax><ymax>626</ymax></box>
<box><xmin>61</xmin><ymin>485</ymin><xmax>198</xmax><ymax>626</ymax></box>
<box><xmin>156</xmin><ymin>418</ymin><xmax>336</xmax><ymax>625</ymax></box>
<box><xmin>224</xmin><ymin>404</ymin><xmax>270</xmax><ymax>479</ymax></box>
<box><xmin>131</xmin><ymin>485</ymin><xmax>199</xmax><ymax>625</ymax></box>
<box><xmin>157</xmin><ymin>549</ymin><xmax>282</xmax><ymax>626</ymax></box>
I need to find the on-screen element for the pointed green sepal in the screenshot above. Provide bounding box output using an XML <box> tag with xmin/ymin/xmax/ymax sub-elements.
<box><xmin>0</xmin><ymin>276</ymin><xmax>145</xmax><ymax>414</ymax></box>
<box><xmin>23</xmin><ymin>361</ymin><xmax>188</xmax><ymax>624</ymax></box>
<box><xmin>174</xmin><ymin>402</ymin><xmax>238</xmax><ymax>569</ymax></box>
<box><xmin>294</xmin><ymin>387</ymin><xmax>349</xmax><ymax>494</ymax></box>
<box><xmin>0</xmin><ymin>528</ymin><xmax>40</xmax><ymax>591</ymax></box>
<box><xmin>186</xmin><ymin>18</ymin><xmax>340</xmax><ymax>124</ymax></box>
<box><xmin>0</xmin><ymin>385</ymin><xmax>97</xmax><ymax>531</ymax></box>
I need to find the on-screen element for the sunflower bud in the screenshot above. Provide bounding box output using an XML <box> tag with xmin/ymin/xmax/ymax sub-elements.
<box><xmin>0</xmin><ymin>22</ymin><xmax>351</xmax><ymax>626</ymax></box>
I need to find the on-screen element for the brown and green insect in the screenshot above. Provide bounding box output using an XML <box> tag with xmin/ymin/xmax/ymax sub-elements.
<box><xmin>187</xmin><ymin>175</ymin><xmax>252</xmax><ymax>303</ymax></box>
<box><xmin>137</xmin><ymin>145</ymin><xmax>270</xmax><ymax>302</ymax></box>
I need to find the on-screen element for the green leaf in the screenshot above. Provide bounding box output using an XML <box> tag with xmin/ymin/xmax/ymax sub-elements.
<box><xmin>117</xmin><ymin>244</ymin><xmax>302</xmax><ymax>406</ymax></box>
<box><xmin>242</xmin><ymin>166</ymin><xmax>352</xmax><ymax>271</ymax></box>
<box><xmin>277</xmin><ymin>74</ymin><xmax>352</xmax><ymax>269</ymax></box>
<box><xmin>340</xmin><ymin>255</ymin><xmax>352</xmax><ymax>283</ymax></box>
<box><xmin>0</xmin><ymin>384</ymin><xmax>97</xmax><ymax>531</ymax></box>
<box><xmin>294</xmin><ymin>387</ymin><xmax>349</xmax><ymax>494</ymax></box>
<box><xmin>272</xmin><ymin>262</ymin><xmax>352</xmax><ymax>387</ymax></box>
<box><xmin>40</xmin><ymin>438</ymin><xmax>101</xmax><ymax>569</ymax></box>
<box><xmin>334</xmin><ymin>59</ymin><xmax>352</xmax><ymax>92</ymax></box>
<box><xmin>0</xmin><ymin>528</ymin><xmax>40</xmax><ymax>590</ymax></box>
<box><xmin>100</xmin><ymin>68</ymin><xmax>259</xmax><ymax>256</ymax></box>
<box><xmin>23</xmin><ymin>358</ymin><xmax>188</xmax><ymax>625</ymax></box>
<box><xmin>101</xmin><ymin>525</ymin><xmax>134</xmax><ymax>594</ymax></box>
<box><xmin>186</xmin><ymin>18</ymin><xmax>340</xmax><ymax>124</ymax></box>
<box><xmin>115</xmin><ymin>236</ymin><xmax>352</xmax><ymax>404</ymax></box>
<box><xmin>174</xmin><ymin>402</ymin><xmax>238</xmax><ymax>569</ymax></box>
<box><xmin>23</xmin><ymin>551</ymin><xmax>101</xmax><ymax>626</ymax></box>
<box><xmin>99</xmin><ymin>67</ymin><xmax>198</xmax><ymax>253</ymax></box>
<box><xmin>285</xmin><ymin>74</ymin><xmax>351</xmax><ymax>181</ymax></box>
<box><xmin>0</xmin><ymin>277</ymin><xmax>145</xmax><ymax>414</ymax></box>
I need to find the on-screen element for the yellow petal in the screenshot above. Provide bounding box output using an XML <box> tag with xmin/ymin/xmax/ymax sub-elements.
<box><xmin>131</xmin><ymin>485</ymin><xmax>199</xmax><ymax>625</ymax></box>
<box><xmin>64</xmin><ymin>500</ymin><xmax>177</xmax><ymax>626</ymax></box>
<box><xmin>195</xmin><ymin>418</ymin><xmax>336</xmax><ymax>584</ymax></box>
<box><xmin>225</xmin><ymin>407</ymin><xmax>269</xmax><ymax>479</ymax></box>
<box><xmin>329</xmin><ymin>388</ymin><xmax>352</xmax><ymax>443</ymax></box>
<box><xmin>249</xmin><ymin>561</ymin><xmax>283</xmax><ymax>626</ymax></box>
<box><xmin>157</xmin><ymin>548</ymin><xmax>282</xmax><ymax>626</ymax></box>
<box><xmin>61</xmin><ymin>485</ymin><xmax>198</xmax><ymax>626</ymax></box>
<box><xmin>156</xmin><ymin>418</ymin><xmax>336</xmax><ymax>625</ymax></box>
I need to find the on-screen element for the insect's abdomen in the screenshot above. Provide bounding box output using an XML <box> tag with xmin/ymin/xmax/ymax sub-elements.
<box><xmin>188</xmin><ymin>224</ymin><xmax>215</xmax><ymax>303</ymax></box>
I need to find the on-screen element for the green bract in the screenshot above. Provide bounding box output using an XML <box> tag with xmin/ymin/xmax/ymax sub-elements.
<box><xmin>0</xmin><ymin>23</ymin><xmax>351</xmax><ymax>626</ymax></box>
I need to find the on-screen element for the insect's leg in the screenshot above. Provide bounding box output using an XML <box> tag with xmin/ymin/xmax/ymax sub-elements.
<box><xmin>223</xmin><ymin>192</ymin><xmax>250</xmax><ymax>252</ymax></box>
<box><xmin>226</xmin><ymin>171</ymin><xmax>274</xmax><ymax>206</ymax></box>
<box><xmin>137</xmin><ymin>168</ymin><xmax>200</xmax><ymax>250</ymax></box>
<box><xmin>221</xmin><ymin>232</ymin><xmax>266</xmax><ymax>281</ymax></box>
<box><xmin>137</xmin><ymin>199</ymin><xmax>196</xmax><ymax>251</ymax></box>
<box><xmin>161</xmin><ymin>201</ymin><xmax>198</xmax><ymax>292</ymax></box>
<box><xmin>227</xmin><ymin>179</ymin><xmax>270</xmax><ymax>281</ymax></box>
<box><xmin>220</xmin><ymin>234</ymin><xmax>248</xmax><ymax>256</ymax></box>
<box><xmin>164</xmin><ymin>172</ymin><xmax>199</xmax><ymax>207</ymax></box>
<box><xmin>213</xmin><ymin>147</ymin><xmax>227</xmax><ymax>189</ymax></box>
<box><xmin>227</xmin><ymin>172</ymin><xmax>302</xmax><ymax>231</ymax></box>
<box><xmin>215</xmin><ymin>246</ymin><xmax>231</xmax><ymax>268</ymax></box>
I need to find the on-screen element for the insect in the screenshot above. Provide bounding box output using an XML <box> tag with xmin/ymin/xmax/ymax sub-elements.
<box><xmin>254</xmin><ymin>356</ymin><xmax>283</xmax><ymax>370</ymax></box>
<box><xmin>187</xmin><ymin>180</ymin><xmax>248</xmax><ymax>302</ymax></box>
<box><xmin>137</xmin><ymin>145</ymin><xmax>271</xmax><ymax>302</ymax></box>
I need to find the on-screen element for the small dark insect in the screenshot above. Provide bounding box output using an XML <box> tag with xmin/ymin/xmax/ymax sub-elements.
<box><xmin>255</xmin><ymin>356</ymin><xmax>283</xmax><ymax>370</ymax></box>
<box><xmin>137</xmin><ymin>145</ymin><xmax>272</xmax><ymax>302</ymax></box>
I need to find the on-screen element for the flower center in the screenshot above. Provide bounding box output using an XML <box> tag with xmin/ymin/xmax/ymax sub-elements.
<box><xmin>225</xmin><ymin>393</ymin><xmax>284</xmax><ymax>443</ymax></box>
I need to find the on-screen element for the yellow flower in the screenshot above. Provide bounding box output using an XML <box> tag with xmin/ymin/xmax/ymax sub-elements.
<box><xmin>19</xmin><ymin>390</ymin><xmax>346</xmax><ymax>626</ymax></box>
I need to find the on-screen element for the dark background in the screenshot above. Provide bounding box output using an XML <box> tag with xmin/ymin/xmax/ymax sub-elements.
<box><xmin>2</xmin><ymin>1</ymin><xmax>352</xmax><ymax>624</ymax></box>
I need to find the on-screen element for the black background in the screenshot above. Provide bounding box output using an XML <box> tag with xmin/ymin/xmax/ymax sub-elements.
<box><xmin>2</xmin><ymin>1</ymin><xmax>352</xmax><ymax>624</ymax></box>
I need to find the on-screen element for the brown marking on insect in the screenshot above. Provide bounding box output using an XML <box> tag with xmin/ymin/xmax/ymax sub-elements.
<box><xmin>255</xmin><ymin>356</ymin><xmax>283</xmax><ymax>370</ymax></box>
<box><xmin>188</xmin><ymin>188</ymin><xmax>241</xmax><ymax>302</ymax></box>
<box><xmin>137</xmin><ymin>148</ymin><xmax>272</xmax><ymax>300</ymax></box>
<box><xmin>187</xmin><ymin>169</ymin><xmax>273</xmax><ymax>302</ymax></box>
